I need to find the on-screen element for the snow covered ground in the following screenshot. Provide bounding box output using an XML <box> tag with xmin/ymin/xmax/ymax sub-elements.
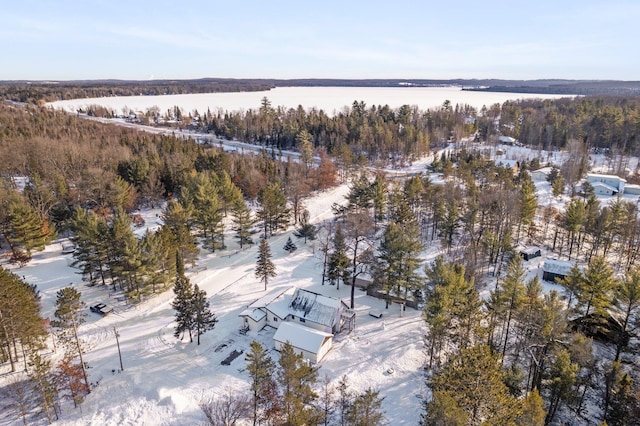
<box><xmin>1</xmin><ymin>183</ymin><xmax>427</xmax><ymax>425</ymax></box>
<box><xmin>3</xmin><ymin>137</ymin><xmax>638</xmax><ymax>425</ymax></box>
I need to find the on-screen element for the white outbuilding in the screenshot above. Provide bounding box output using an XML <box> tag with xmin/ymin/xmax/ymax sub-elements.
<box><xmin>273</xmin><ymin>321</ymin><xmax>333</xmax><ymax>363</ymax></box>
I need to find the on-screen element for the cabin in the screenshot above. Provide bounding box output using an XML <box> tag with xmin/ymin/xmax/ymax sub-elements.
<box><xmin>542</xmin><ymin>258</ymin><xmax>576</xmax><ymax>282</ymax></box>
<box><xmin>529</xmin><ymin>167</ymin><xmax>553</xmax><ymax>181</ymax></box>
<box><xmin>498</xmin><ymin>135</ymin><xmax>517</xmax><ymax>146</ymax></box>
<box><xmin>273</xmin><ymin>322</ymin><xmax>333</xmax><ymax>363</ymax></box>
<box><xmin>519</xmin><ymin>246</ymin><xmax>541</xmax><ymax>261</ymax></box>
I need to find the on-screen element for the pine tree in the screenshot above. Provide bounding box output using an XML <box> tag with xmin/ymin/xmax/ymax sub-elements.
<box><xmin>257</xmin><ymin>181</ymin><xmax>290</xmax><ymax>237</ymax></box>
<box><xmin>427</xmin><ymin>344</ymin><xmax>521</xmax><ymax>425</ymax></box>
<box><xmin>373</xmin><ymin>213</ymin><xmax>424</xmax><ymax>304</ymax></box>
<box><xmin>336</xmin><ymin>375</ymin><xmax>352</xmax><ymax>426</ymax></box>
<box><xmin>346</xmin><ymin>388</ymin><xmax>385</xmax><ymax>426</ymax></box>
<box><xmin>191</xmin><ymin>284</ymin><xmax>217</xmax><ymax>345</ymax></box>
<box><xmin>294</xmin><ymin>209</ymin><xmax>317</xmax><ymax>243</ymax></box>
<box><xmin>172</xmin><ymin>254</ymin><xmax>195</xmax><ymax>342</ymax></box>
<box><xmin>545</xmin><ymin>349</ymin><xmax>579</xmax><ymax>424</ymax></box>
<box><xmin>612</xmin><ymin>267</ymin><xmax>640</xmax><ymax>360</ymax></box>
<box><xmin>0</xmin><ymin>196</ymin><xmax>54</xmax><ymax>264</ymax></box>
<box><xmin>277</xmin><ymin>341</ymin><xmax>319</xmax><ymax>425</ymax></box>
<box><xmin>28</xmin><ymin>351</ymin><xmax>58</xmax><ymax>423</ymax></box>
<box><xmin>283</xmin><ymin>236</ymin><xmax>297</xmax><ymax>254</ymax></box>
<box><xmin>516</xmin><ymin>389</ymin><xmax>546</xmax><ymax>426</ymax></box>
<box><xmin>255</xmin><ymin>238</ymin><xmax>276</xmax><ymax>291</ymax></box>
<box><xmin>246</xmin><ymin>341</ymin><xmax>279</xmax><ymax>425</ymax></box>
<box><xmin>230</xmin><ymin>198</ymin><xmax>255</xmax><ymax>249</ymax></box>
<box><xmin>162</xmin><ymin>200</ymin><xmax>198</xmax><ymax>266</ymax></box>
<box><xmin>327</xmin><ymin>224</ymin><xmax>350</xmax><ymax>289</ymax></box>
<box><xmin>575</xmin><ymin>256</ymin><xmax>616</xmax><ymax>317</ymax></box>
<box><xmin>0</xmin><ymin>267</ymin><xmax>47</xmax><ymax>373</ymax></box>
<box><xmin>51</xmin><ymin>286</ymin><xmax>90</xmax><ymax>394</ymax></box>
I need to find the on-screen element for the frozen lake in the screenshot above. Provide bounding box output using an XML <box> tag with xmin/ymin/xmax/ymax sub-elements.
<box><xmin>49</xmin><ymin>86</ymin><xmax>571</xmax><ymax>116</ymax></box>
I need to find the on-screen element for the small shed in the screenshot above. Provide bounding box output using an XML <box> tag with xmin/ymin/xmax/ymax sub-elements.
<box><xmin>273</xmin><ymin>321</ymin><xmax>333</xmax><ymax>363</ymax></box>
<box><xmin>529</xmin><ymin>167</ymin><xmax>553</xmax><ymax>181</ymax></box>
<box><xmin>542</xmin><ymin>258</ymin><xmax>576</xmax><ymax>282</ymax></box>
<box><xmin>519</xmin><ymin>246</ymin><xmax>541</xmax><ymax>261</ymax></box>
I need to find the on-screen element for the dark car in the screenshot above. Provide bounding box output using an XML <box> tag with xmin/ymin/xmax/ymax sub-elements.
<box><xmin>90</xmin><ymin>303</ymin><xmax>113</xmax><ymax>316</ymax></box>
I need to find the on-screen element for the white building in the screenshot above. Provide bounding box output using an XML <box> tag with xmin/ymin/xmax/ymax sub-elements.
<box><xmin>586</xmin><ymin>173</ymin><xmax>626</xmax><ymax>194</ymax></box>
<box><xmin>623</xmin><ymin>183</ymin><xmax>640</xmax><ymax>195</ymax></box>
<box><xmin>239</xmin><ymin>287</ymin><xmax>351</xmax><ymax>362</ymax></box>
<box><xmin>273</xmin><ymin>322</ymin><xmax>333</xmax><ymax>363</ymax></box>
<box><xmin>529</xmin><ymin>167</ymin><xmax>553</xmax><ymax>181</ymax></box>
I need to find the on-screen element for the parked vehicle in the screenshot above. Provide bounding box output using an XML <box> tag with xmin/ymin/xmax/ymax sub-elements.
<box><xmin>90</xmin><ymin>303</ymin><xmax>113</xmax><ymax>316</ymax></box>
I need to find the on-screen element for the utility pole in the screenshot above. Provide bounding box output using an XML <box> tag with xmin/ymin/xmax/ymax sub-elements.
<box><xmin>114</xmin><ymin>327</ymin><xmax>124</xmax><ymax>371</ymax></box>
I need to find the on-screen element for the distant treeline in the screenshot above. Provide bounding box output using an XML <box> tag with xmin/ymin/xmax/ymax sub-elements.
<box><xmin>2</xmin><ymin>78</ymin><xmax>640</xmax><ymax>104</ymax></box>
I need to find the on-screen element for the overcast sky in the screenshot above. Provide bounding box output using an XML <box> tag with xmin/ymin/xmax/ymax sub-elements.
<box><xmin>2</xmin><ymin>0</ymin><xmax>638</xmax><ymax>81</ymax></box>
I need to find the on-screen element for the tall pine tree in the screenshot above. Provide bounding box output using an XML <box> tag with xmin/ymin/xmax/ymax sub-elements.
<box><xmin>191</xmin><ymin>284</ymin><xmax>217</xmax><ymax>345</ymax></box>
<box><xmin>255</xmin><ymin>238</ymin><xmax>276</xmax><ymax>291</ymax></box>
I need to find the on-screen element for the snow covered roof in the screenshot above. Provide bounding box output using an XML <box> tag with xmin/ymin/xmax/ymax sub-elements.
<box><xmin>591</xmin><ymin>181</ymin><xmax>619</xmax><ymax>193</ymax></box>
<box><xmin>530</xmin><ymin>167</ymin><xmax>553</xmax><ymax>175</ymax></box>
<box><xmin>543</xmin><ymin>258</ymin><xmax>576</xmax><ymax>275</ymax></box>
<box><xmin>273</xmin><ymin>321</ymin><xmax>332</xmax><ymax>355</ymax></box>
<box><xmin>288</xmin><ymin>288</ymin><xmax>341</xmax><ymax>327</ymax></box>
<box><xmin>239</xmin><ymin>307</ymin><xmax>266</xmax><ymax>322</ymax></box>
<box><xmin>586</xmin><ymin>173</ymin><xmax>626</xmax><ymax>183</ymax></box>
<box><xmin>499</xmin><ymin>136</ymin><xmax>516</xmax><ymax>143</ymax></box>
<box><xmin>519</xmin><ymin>246</ymin><xmax>541</xmax><ymax>255</ymax></box>
<box><xmin>247</xmin><ymin>286</ymin><xmax>293</xmax><ymax>309</ymax></box>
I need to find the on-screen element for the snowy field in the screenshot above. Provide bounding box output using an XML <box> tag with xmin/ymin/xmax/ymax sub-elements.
<box><xmin>2</xmin><ymin>138</ymin><xmax>638</xmax><ymax>425</ymax></box>
<box><xmin>1</xmin><ymin>183</ymin><xmax>428</xmax><ymax>425</ymax></box>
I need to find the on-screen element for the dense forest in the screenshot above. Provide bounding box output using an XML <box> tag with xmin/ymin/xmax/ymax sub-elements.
<box><xmin>2</xmin><ymin>94</ymin><xmax>640</xmax><ymax>424</ymax></box>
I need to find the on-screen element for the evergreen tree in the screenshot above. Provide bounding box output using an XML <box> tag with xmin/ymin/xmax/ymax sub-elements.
<box><xmin>493</xmin><ymin>255</ymin><xmax>526</xmax><ymax>358</ymax></box>
<box><xmin>613</xmin><ymin>267</ymin><xmax>640</xmax><ymax>360</ymax></box>
<box><xmin>191</xmin><ymin>284</ymin><xmax>217</xmax><ymax>345</ymax></box>
<box><xmin>0</xmin><ymin>195</ymin><xmax>54</xmax><ymax>264</ymax></box>
<box><xmin>373</xmin><ymin>215</ymin><xmax>424</xmax><ymax>305</ymax></box>
<box><xmin>518</xmin><ymin>174</ymin><xmax>538</xmax><ymax>240</ymax></box>
<box><xmin>426</xmin><ymin>344</ymin><xmax>521</xmax><ymax>425</ymax></box>
<box><xmin>544</xmin><ymin>348</ymin><xmax>579</xmax><ymax>424</ymax></box>
<box><xmin>51</xmin><ymin>286</ymin><xmax>90</xmax><ymax>394</ymax></box>
<box><xmin>277</xmin><ymin>341</ymin><xmax>320</xmax><ymax>425</ymax></box>
<box><xmin>245</xmin><ymin>341</ymin><xmax>279</xmax><ymax>426</ymax></box>
<box><xmin>283</xmin><ymin>236</ymin><xmax>297</xmax><ymax>254</ymax></box>
<box><xmin>606</xmin><ymin>370</ymin><xmax>640</xmax><ymax>426</ymax></box>
<box><xmin>230</xmin><ymin>198</ymin><xmax>255</xmax><ymax>249</ymax></box>
<box><xmin>172</xmin><ymin>254</ymin><xmax>195</xmax><ymax>342</ymax></box>
<box><xmin>516</xmin><ymin>389</ymin><xmax>546</xmax><ymax>426</ymax></box>
<box><xmin>294</xmin><ymin>209</ymin><xmax>317</xmax><ymax>243</ymax></box>
<box><xmin>255</xmin><ymin>238</ymin><xmax>276</xmax><ymax>291</ymax></box>
<box><xmin>346</xmin><ymin>388</ymin><xmax>385</xmax><ymax>426</ymax></box>
<box><xmin>327</xmin><ymin>224</ymin><xmax>351</xmax><ymax>289</ymax></box>
<box><xmin>0</xmin><ymin>267</ymin><xmax>47</xmax><ymax>373</ymax></box>
<box><xmin>575</xmin><ymin>256</ymin><xmax>616</xmax><ymax>317</ymax></box>
<box><xmin>257</xmin><ymin>181</ymin><xmax>290</xmax><ymax>237</ymax></box>
<box><xmin>162</xmin><ymin>200</ymin><xmax>199</xmax><ymax>266</ymax></box>
<box><xmin>28</xmin><ymin>351</ymin><xmax>58</xmax><ymax>423</ymax></box>
<box><xmin>336</xmin><ymin>375</ymin><xmax>352</xmax><ymax>426</ymax></box>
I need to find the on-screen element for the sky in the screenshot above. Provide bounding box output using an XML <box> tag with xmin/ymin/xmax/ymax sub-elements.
<box><xmin>2</xmin><ymin>0</ymin><xmax>639</xmax><ymax>81</ymax></box>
